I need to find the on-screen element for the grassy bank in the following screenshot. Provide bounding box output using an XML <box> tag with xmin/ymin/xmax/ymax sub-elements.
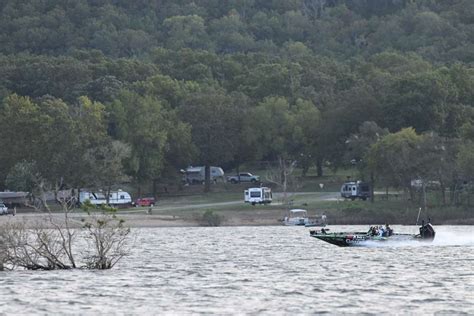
<box><xmin>137</xmin><ymin>191</ymin><xmax>474</xmax><ymax>226</ymax></box>
<box><xmin>10</xmin><ymin>166</ymin><xmax>472</xmax><ymax>226</ymax></box>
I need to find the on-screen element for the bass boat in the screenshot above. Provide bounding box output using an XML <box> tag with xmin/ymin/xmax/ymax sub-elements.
<box><xmin>309</xmin><ymin>221</ymin><xmax>435</xmax><ymax>247</ymax></box>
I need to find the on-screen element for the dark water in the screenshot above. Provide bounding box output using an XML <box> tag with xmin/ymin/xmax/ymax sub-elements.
<box><xmin>1</xmin><ymin>225</ymin><xmax>473</xmax><ymax>315</ymax></box>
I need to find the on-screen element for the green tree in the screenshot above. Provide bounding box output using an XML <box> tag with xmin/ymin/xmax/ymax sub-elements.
<box><xmin>367</xmin><ymin>127</ymin><xmax>423</xmax><ymax>200</ymax></box>
<box><xmin>163</xmin><ymin>15</ymin><xmax>211</xmax><ymax>50</ymax></box>
<box><xmin>4</xmin><ymin>161</ymin><xmax>38</xmax><ymax>193</ymax></box>
<box><xmin>0</xmin><ymin>94</ymin><xmax>118</xmax><ymax>198</ymax></box>
<box><xmin>208</xmin><ymin>11</ymin><xmax>256</xmax><ymax>53</ymax></box>
<box><xmin>345</xmin><ymin>121</ymin><xmax>389</xmax><ymax>201</ymax></box>
<box><xmin>289</xmin><ymin>98</ymin><xmax>321</xmax><ymax>176</ymax></box>
<box><xmin>107</xmin><ymin>91</ymin><xmax>169</xmax><ymax>195</ymax></box>
<box><xmin>384</xmin><ymin>70</ymin><xmax>455</xmax><ymax>133</ymax></box>
<box><xmin>179</xmin><ymin>85</ymin><xmax>241</xmax><ymax>192</ymax></box>
<box><xmin>82</xmin><ymin>140</ymin><xmax>131</xmax><ymax>203</ymax></box>
<box><xmin>0</xmin><ymin>95</ymin><xmax>43</xmax><ymax>187</ymax></box>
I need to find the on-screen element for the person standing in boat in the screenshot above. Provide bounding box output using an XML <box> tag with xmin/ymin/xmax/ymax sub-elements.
<box><xmin>385</xmin><ymin>224</ymin><xmax>393</xmax><ymax>236</ymax></box>
<box><xmin>378</xmin><ymin>225</ymin><xmax>385</xmax><ymax>237</ymax></box>
<box><xmin>370</xmin><ymin>226</ymin><xmax>378</xmax><ymax>236</ymax></box>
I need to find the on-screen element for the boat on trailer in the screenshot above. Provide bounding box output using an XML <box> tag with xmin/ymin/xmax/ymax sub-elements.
<box><xmin>309</xmin><ymin>221</ymin><xmax>435</xmax><ymax>247</ymax></box>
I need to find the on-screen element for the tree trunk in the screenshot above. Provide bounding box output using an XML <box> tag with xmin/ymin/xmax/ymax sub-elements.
<box><xmin>466</xmin><ymin>189</ymin><xmax>471</xmax><ymax>206</ymax></box>
<box><xmin>422</xmin><ymin>182</ymin><xmax>427</xmax><ymax>212</ymax></box>
<box><xmin>302</xmin><ymin>163</ymin><xmax>309</xmax><ymax>177</ymax></box>
<box><xmin>236</xmin><ymin>163</ymin><xmax>240</xmax><ymax>183</ymax></box>
<box><xmin>0</xmin><ymin>244</ymin><xmax>4</xmax><ymax>271</ymax></box>
<box><xmin>316</xmin><ymin>158</ymin><xmax>323</xmax><ymax>177</ymax></box>
<box><xmin>204</xmin><ymin>163</ymin><xmax>211</xmax><ymax>193</ymax></box>
<box><xmin>370</xmin><ymin>172</ymin><xmax>375</xmax><ymax>203</ymax></box>
<box><xmin>106</xmin><ymin>186</ymin><xmax>111</xmax><ymax>205</ymax></box>
<box><xmin>281</xmin><ymin>157</ymin><xmax>288</xmax><ymax>207</ymax></box>
<box><xmin>152</xmin><ymin>179</ymin><xmax>157</xmax><ymax>199</ymax></box>
<box><xmin>440</xmin><ymin>182</ymin><xmax>446</xmax><ymax>205</ymax></box>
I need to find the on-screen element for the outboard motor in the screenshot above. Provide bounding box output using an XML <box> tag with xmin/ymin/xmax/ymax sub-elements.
<box><xmin>419</xmin><ymin>220</ymin><xmax>436</xmax><ymax>240</ymax></box>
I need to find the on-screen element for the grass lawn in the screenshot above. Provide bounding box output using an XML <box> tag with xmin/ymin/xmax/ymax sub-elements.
<box><xmin>133</xmin><ymin>188</ymin><xmax>474</xmax><ymax>225</ymax></box>
<box><xmin>36</xmin><ymin>167</ymin><xmax>473</xmax><ymax>226</ymax></box>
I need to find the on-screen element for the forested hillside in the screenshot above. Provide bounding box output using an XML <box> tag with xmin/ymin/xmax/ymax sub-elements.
<box><xmin>0</xmin><ymin>0</ymin><xmax>473</xmax><ymax>203</ymax></box>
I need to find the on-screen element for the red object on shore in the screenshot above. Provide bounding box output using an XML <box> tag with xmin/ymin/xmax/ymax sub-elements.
<box><xmin>134</xmin><ymin>197</ymin><xmax>155</xmax><ymax>207</ymax></box>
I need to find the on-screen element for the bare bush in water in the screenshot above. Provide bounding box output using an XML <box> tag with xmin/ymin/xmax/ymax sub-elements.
<box><xmin>0</xmin><ymin>194</ymin><xmax>131</xmax><ymax>271</ymax></box>
<box><xmin>81</xmin><ymin>202</ymin><xmax>131</xmax><ymax>269</ymax></box>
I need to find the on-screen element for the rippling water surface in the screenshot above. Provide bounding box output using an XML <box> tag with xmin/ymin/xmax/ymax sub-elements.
<box><xmin>1</xmin><ymin>225</ymin><xmax>473</xmax><ymax>315</ymax></box>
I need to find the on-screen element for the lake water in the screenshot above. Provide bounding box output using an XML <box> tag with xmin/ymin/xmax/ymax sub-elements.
<box><xmin>1</xmin><ymin>225</ymin><xmax>473</xmax><ymax>315</ymax></box>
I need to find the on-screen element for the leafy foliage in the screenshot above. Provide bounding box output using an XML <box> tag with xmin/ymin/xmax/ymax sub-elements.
<box><xmin>0</xmin><ymin>0</ymin><xmax>472</xmax><ymax>201</ymax></box>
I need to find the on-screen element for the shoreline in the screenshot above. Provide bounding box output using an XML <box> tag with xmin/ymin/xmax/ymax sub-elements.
<box><xmin>1</xmin><ymin>211</ymin><xmax>473</xmax><ymax>228</ymax></box>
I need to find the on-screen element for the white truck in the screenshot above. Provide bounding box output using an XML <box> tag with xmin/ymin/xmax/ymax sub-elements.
<box><xmin>79</xmin><ymin>190</ymin><xmax>132</xmax><ymax>207</ymax></box>
<box><xmin>0</xmin><ymin>202</ymin><xmax>8</xmax><ymax>215</ymax></box>
<box><xmin>244</xmin><ymin>187</ymin><xmax>272</xmax><ymax>205</ymax></box>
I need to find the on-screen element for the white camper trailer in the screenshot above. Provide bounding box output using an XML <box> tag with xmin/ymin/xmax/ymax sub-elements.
<box><xmin>244</xmin><ymin>187</ymin><xmax>272</xmax><ymax>205</ymax></box>
<box><xmin>79</xmin><ymin>190</ymin><xmax>132</xmax><ymax>206</ymax></box>
<box><xmin>182</xmin><ymin>166</ymin><xmax>225</xmax><ymax>184</ymax></box>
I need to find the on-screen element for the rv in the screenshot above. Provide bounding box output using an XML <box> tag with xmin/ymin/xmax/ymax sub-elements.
<box><xmin>340</xmin><ymin>181</ymin><xmax>370</xmax><ymax>201</ymax></box>
<box><xmin>181</xmin><ymin>166</ymin><xmax>225</xmax><ymax>184</ymax></box>
<box><xmin>244</xmin><ymin>187</ymin><xmax>272</xmax><ymax>205</ymax></box>
<box><xmin>79</xmin><ymin>190</ymin><xmax>132</xmax><ymax>206</ymax></box>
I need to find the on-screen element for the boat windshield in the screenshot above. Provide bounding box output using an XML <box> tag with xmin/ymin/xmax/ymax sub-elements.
<box><xmin>289</xmin><ymin>209</ymin><xmax>307</xmax><ymax>217</ymax></box>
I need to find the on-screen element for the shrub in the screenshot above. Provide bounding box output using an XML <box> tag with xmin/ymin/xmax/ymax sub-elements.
<box><xmin>202</xmin><ymin>210</ymin><xmax>221</xmax><ymax>226</ymax></box>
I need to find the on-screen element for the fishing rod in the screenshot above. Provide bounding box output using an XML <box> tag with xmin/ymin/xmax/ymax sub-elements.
<box><xmin>416</xmin><ymin>207</ymin><xmax>422</xmax><ymax>226</ymax></box>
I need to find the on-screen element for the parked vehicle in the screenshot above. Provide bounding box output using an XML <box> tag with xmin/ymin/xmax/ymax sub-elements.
<box><xmin>79</xmin><ymin>190</ymin><xmax>132</xmax><ymax>206</ymax></box>
<box><xmin>340</xmin><ymin>181</ymin><xmax>370</xmax><ymax>201</ymax></box>
<box><xmin>244</xmin><ymin>187</ymin><xmax>272</xmax><ymax>205</ymax></box>
<box><xmin>0</xmin><ymin>203</ymin><xmax>9</xmax><ymax>215</ymax></box>
<box><xmin>181</xmin><ymin>166</ymin><xmax>225</xmax><ymax>184</ymax></box>
<box><xmin>133</xmin><ymin>197</ymin><xmax>155</xmax><ymax>207</ymax></box>
<box><xmin>227</xmin><ymin>172</ymin><xmax>260</xmax><ymax>184</ymax></box>
<box><xmin>411</xmin><ymin>179</ymin><xmax>441</xmax><ymax>190</ymax></box>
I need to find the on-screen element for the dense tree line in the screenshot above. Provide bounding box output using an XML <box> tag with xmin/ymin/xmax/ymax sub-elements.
<box><xmin>0</xmin><ymin>0</ymin><xmax>472</xmax><ymax>62</ymax></box>
<box><xmin>0</xmin><ymin>0</ymin><xmax>473</xmax><ymax>204</ymax></box>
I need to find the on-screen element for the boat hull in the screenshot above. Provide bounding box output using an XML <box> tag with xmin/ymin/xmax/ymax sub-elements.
<box><xmin>310</xmin><ymin>232</ymin><xmax>423</xmax><ymax>247</ymax></box>
<box><xmin>310</xmin><ymin>224</ymin><xmax>435</xmax><ymax>247</ymax></box>
<box><xmin>285</xmin><ymin>220</ymin><xmax>326</xmax><ymax>227</ymax></box>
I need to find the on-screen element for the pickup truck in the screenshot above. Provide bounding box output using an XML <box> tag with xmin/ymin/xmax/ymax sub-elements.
<box><xmin>227</xmin><ymin>172</ymin><xmax>260</xmax><ymax>184</ymax></box>
<box><xmin>133</xmin><ymin>197</ymin><xmax>155</xmax><ymax>207</ymax></box>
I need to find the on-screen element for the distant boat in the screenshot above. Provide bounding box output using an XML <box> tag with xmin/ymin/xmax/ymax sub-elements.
<box><xmin>309</xmin><ymin>221</ymin><xmax>435</xmax><ymax>247</ymax></box>
<box><xmin>284</xmin><ymin>209</ymin><xmax>309</xmax><ymax>226</ymax></box>
<box><xmin>284</xmin><ymin>209</ymin><xmax>326</xmax><ymax>227</ymax></box>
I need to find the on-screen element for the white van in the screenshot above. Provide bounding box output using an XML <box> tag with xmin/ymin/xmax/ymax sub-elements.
<box><xmin>182</xmin><ymin>166</ymin><xmax>225</xmax><ymax>184</ymax></box>
<box><xmin>244</xmin><ymin>187</ymin><xmax>272</xmax><ymax>205</ymax></box>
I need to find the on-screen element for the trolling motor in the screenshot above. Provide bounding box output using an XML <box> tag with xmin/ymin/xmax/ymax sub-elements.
<box><xmin>418</xmin><ymin>219</ymin><xmax>436</xmax><ymax>240</ymax></box>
